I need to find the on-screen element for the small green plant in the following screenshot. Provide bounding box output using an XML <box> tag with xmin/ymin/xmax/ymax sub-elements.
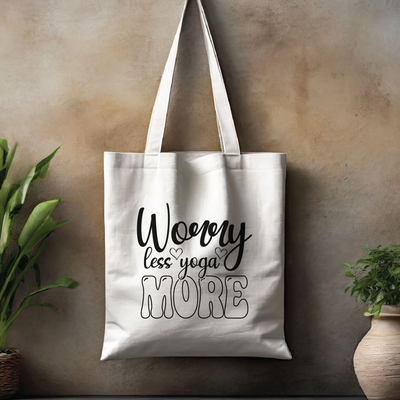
<box><xmin>0</xmin><ymin>139</ymin><xmax>79</xmax><ymax>352</ymax></box>
<box><xmin>344</xmin><ymin>245</ymin><xmax>400</xmax><ymax>317</ymax></box>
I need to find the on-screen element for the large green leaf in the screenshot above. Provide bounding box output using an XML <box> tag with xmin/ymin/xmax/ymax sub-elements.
<box><xmin>18</xmin><ymin>199</ymin><xmax>74</xmax><ymax>253</ymax></box>
<box><xmin>0</xmin><ymin>142</ymin><xmax>17</xmax><ymax>186</ymax></box>
<box><xmin>0</xmin><ymin>198</ymin><xmax>74</xmax><ymax>311</ymax></box>
<box><xmin>0</xmin><ymin>146</ymin><xmax>60</xmax><ymax>256</ymax></box>
<box><xmin>18</xmin><ymin>199</ymin><xmax>60</xmax><ymax>249</ymax></box>
<box><xmin>0</xmin><ymin>140</ymin><xmax>9</xmax><ymax>167</ymax></box>
<box><xmin>0</xmin><ymin>182</ymin><xmax>14</xmax><ymax>239</ymax></box>
<box><xmin>0</xmin><ymin>139</ymin><xmax>17</xmax><ymax>231</ymax></box>
<box><xmin>0</xmin><ymin>140</ymin><xmax>17</xmax><ymax>192</ymax></box>
<box><xmin>27</xmin><ymin>277</ymin><xmax>79</xmax><ymax>296</ymax></box>
<box><xmin>0</xmin><ymin>277</ymin><xmax>79</xmax><ymax>338</ymax></box>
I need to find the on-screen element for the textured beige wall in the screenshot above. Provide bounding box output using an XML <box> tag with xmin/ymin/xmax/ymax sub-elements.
<box><xmin>1</xmin><ymin>0</ymin><xmax>400</xmax><ymax>395</ymax></box>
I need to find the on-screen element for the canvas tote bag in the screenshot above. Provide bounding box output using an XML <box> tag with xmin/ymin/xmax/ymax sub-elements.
<box><xmin>101</xmin><ymin>0</ymin><xmax>291</xmax><ymax>360</ymax></box>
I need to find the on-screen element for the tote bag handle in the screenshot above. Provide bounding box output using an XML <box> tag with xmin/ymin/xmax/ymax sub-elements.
<box><xmin>145</xmin><ymin>0</ymin><xmax>241</xmax><ymax>156</ymax></box>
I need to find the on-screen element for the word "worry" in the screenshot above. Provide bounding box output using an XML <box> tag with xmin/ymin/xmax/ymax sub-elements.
<box><xmin>137</xmin><ymin>204</ymin><xmax>252</xmax><ymax>271</ymax></box>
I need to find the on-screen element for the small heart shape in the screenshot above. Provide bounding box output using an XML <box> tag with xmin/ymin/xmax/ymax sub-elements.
<box><xmin>215</xmin><ymin>247</ymin><xmax>228</xmax><ymax>259</ymax></box>
<box><xmin>169</xmin><ymin>247</ymin><xmax>183</xmax><ymax>260</ymax></box>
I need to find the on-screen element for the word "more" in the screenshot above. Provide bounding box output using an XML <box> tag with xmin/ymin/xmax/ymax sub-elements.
<box><xmin>141</xmin><ymin>275</ymin><xmax>249</xmax><ymax>319</ymax></box>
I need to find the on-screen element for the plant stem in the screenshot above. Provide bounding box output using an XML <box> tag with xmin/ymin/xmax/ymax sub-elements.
<box><xmin>0</xmin><ymin>321</ymin><xmax>7</xmax><ymax>351</ymax></box>
<box><xmin>0</xmin><ymin>252</ymin><xmax>24</xmax><ymax>320</ymax></box>
<box><xmin>0</xmin><ymin>241</ymin><xmax>46</xmax><ymax>323</ymax></box>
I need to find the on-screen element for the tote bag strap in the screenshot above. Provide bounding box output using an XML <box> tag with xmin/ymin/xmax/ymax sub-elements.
<box><xmin>145</xmin><ymin>0</ymin><xmax>241</xmax><ymax>155</ymax></box>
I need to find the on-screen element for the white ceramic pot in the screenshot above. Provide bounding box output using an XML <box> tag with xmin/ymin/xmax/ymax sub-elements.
<box><xmin>354</xmin><ymin>305</ymin><xmax>400</xmax><ymax>400</ymax></box>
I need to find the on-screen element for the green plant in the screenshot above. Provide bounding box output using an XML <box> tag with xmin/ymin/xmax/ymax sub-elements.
<box><xmin>344</xmin><ymin>245</ymin><xmax>400</xmax><ymax>317</ymax></box>
<box><xmin>0</xmin><ymin>140</ymin><xmax>79</xmax><ymax>352</ymax></box>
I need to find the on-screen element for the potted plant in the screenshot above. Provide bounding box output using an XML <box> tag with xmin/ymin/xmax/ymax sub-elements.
<box><xmin>0</xmin><ymin>140</ymin><xmax>79</xmax><ymax>399</ymax></box>
<box><xmin>344</xmin><ymin>245</ymin><xmax>400</xmax><ymax>400</ymax></box>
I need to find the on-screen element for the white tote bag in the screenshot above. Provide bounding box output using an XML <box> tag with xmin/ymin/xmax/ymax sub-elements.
<box><xmin>101</xmin><ymin>0</ymin><xmax>291</xmax><ymax>360</ymax></box>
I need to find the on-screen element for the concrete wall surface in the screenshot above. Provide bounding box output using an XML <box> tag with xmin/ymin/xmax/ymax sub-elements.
<box><xmin>1</xmin><ymin>0</ymin><xmax>399</xmax><ymax>396</ymax></box>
